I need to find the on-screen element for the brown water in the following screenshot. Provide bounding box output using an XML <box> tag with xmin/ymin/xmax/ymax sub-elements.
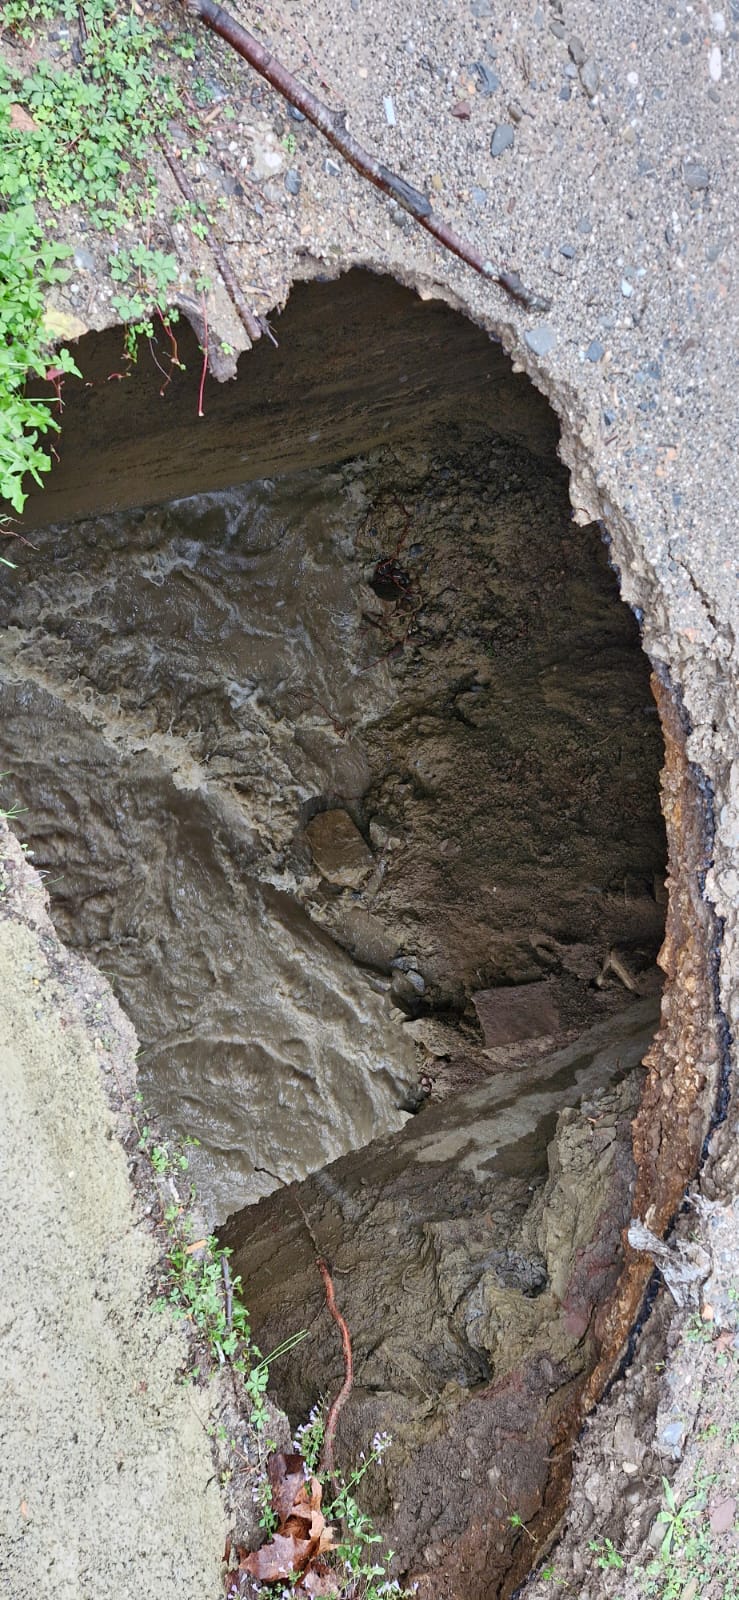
<box><xmin>0</xmin><ymin>436</ymin><xmax>667</xmax><ymax>1219</ymax></box>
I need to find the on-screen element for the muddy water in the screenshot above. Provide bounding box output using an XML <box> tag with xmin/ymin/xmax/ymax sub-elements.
<box><xmin>0</xmin><ymin>436</ymin><xmax>666</xmax><ymax>1219</ymax></box>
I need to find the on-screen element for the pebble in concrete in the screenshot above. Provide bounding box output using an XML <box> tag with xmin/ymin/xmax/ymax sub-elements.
<box><xmin>586</xmin><ymin>340</ymin><xmax>605</xmax><ymax>362</ymax></box>
<box><xmin>525</xmin><ymin>324</ymin><xmax>557</xmax><ymax>357</ymax></box>
<box><xmin>580</xmin><ymin>58</ymin><xmax>600</xmax><ymax>96</ymax></box>
<box><xmin>473</xmin><ymin>61</ymin><xmax>499</xmax><ymax>94</ymax></box>
<box><xmin>491</xmin><ymin>123</ymin><xmax>514</xmax><ymax>156</ymax></box>
<box><xmin>683</xmin><ymin>159</ymin><xmax>710</xmax><ymax>190</ymax></box>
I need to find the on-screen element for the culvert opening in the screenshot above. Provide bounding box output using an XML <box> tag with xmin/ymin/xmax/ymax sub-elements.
<box><xmin>3</xmin><ymin>269</ymin><xmax>714</xmax><ymax>1598</ymax></box>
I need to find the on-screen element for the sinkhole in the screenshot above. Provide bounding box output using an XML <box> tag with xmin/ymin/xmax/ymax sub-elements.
<box><xmin>1</xmin><ymin>271</ymin><xmax>723</xmax><ymax>1598</ymax></box>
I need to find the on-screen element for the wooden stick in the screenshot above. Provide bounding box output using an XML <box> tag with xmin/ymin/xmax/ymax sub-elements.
<box><xmin>181</xmin><ymin>0</ymin><xmax>551</xmax><ymax>313</ymax></box>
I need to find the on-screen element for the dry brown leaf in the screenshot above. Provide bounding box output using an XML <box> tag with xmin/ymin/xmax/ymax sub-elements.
<box><xmin>300</xmin><ymin>1566</ymin><xmax>341</xmax><ymax>1596</ymax></box>
<box><xmin>10</xmin><ymin>104</ymin><xmax>38</xmax><ymax>132</ymax></box>
<box><xmin>268</xmin><ymin>1451</ymin><xmax>311</xmax><ymax>1528</ymax></box>
<box><xmin>243</xmin><ymin>1531</ymin><xmax>315</xmax><ymax>1581</ymax></box>
<box><xmin>239</xmin><ymin>1454</ymin><xmax>336</xmax><ymax>1583</ymax></box>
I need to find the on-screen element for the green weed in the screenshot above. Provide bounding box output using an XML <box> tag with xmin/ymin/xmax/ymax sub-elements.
<box><xmin>137</xmin><ymin>1118</ymin><xmax>408</xmax><ymax>1600</ymax></box>
<box><xmin>0</xmin><ymin>0</ymin><xmax>200</xmax><ymax>516</ymax></box>
<box><xmin>588</xmin><ymin>1535</ymin><xmax>625</xmax><ymax>1571</ymax></box>
<box><xmin>0</xmin><ymin>203</ymin><xmax>80</xmax><ymax>514</ymax></box>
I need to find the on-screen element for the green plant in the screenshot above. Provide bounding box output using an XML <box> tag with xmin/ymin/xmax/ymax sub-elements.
<box><xmin>137</xmin><ymin>1124</ymin><xmax>306</xmax><ymax>1432</ymax></box>
<box><xmin>135</xmin><ymin>1116</ymin><xmax>410</xmax><ymax>1600</ymax></box>
<box><xmin>0</xmin><ymin>0</ymin><xmax>203</xmax><ymax>516</ymax></box>
<box><xmin>684</xmin><ymin>1311</ymin><xmax>714</xmax><ymax>1344</ymax></box>
<box><xmin>509</xmin><ymin>1511</ymin><xmax>535</xmax><ymax>1543</ymax></box>
<box><xmin>0</xmin><ymin>203</ymin><xmax>80</xmax><ymax>514</ymax></box>
<box><xmin>588</xmin><ymin>1535</ymin><xmax>624</xmax><ymax>1570</ymax></box>
<box><xmin>293</xmin><ymin>1404</ymin><xmax>326</xmax><ymax>1473</ymax></box>
<box><xmin>254</xmin><ymin>1472</ymin><xmax>279</xmax><ymax>1536</ymax></box>
<box><xmin>324</xmin><ymin>1432</ymin><xmax>407</xmax><ymax>1599</ymax></box>
<box><xmin>655</xmin><ymin>1476</ymin><xmax>703</xmax><ymax>1559</ymax></box>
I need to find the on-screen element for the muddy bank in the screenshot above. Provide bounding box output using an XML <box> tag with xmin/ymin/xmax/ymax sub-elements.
<box><xmin>222</xmin><ymin>1002</ymin><xmax>657</xmax><ymax>1595</ymax></box>
<box><xmin>0</xmin><ymin>824</ymin><xmax>226</xmax><ymax>1600</ymax></box>
<box><xmin>0</xmin><ymin>430</ymin><xmax>666</xmax><ymax>1220</ymax></box>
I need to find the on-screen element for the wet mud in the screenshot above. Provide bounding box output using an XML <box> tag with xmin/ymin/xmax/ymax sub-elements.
<box><xmin>0</xmin><ymin>431</ymin><xmax>666</xmax><ymax>1225</ymax></box>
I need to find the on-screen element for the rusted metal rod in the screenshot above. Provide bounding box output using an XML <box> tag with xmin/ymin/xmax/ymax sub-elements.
<box><xmin>182</xmin><ymin>0</ymin><xmax>551</xmax><ymax>313</ymax></box>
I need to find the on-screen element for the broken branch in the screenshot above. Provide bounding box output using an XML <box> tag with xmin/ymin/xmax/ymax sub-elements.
<box><xmin>181</xmin><ymin>0</ymin><xmax>551</xmax><ymax>313</ymax></box>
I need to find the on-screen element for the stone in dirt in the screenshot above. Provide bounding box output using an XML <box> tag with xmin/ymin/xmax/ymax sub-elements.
<box><xmin>473</xmin><ymin>980</ymin><xmax>561</xmax><ymax>1046</ymax></box>
<box><xmin>305</xmin><ymin>808</ymin><xmax>374</xmax><ymax>887</ymax></box>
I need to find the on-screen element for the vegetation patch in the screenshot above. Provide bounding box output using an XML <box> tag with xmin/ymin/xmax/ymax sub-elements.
<box><xmin>0</xmin><ymin>0</ymin><xmax>206</xmax><ymax>524</ymax></box>
<box><xmin>135</xmin><ymin>1114</ymin><xmax>409</xmax><ymax>1600</ymax></box>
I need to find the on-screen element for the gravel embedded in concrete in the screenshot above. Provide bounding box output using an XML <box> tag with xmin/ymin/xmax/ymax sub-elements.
<box><xmin>490</xmin><ymin>122</ymin><xmax>515</xmax><ymax>156</ymax></box>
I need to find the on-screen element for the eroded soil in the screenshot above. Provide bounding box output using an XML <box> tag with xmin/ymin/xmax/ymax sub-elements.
<box><xmin>0</xmin><ymin>432</ymin><xmax>666</xmax><ymax>1222</ymax></box>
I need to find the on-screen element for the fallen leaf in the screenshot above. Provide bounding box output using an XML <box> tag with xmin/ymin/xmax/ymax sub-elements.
<box><xmin>709</xmin><ymin>1496</ymin><xmax>736</xmax><ymax>1535</ymax></box>
<box><xmin>268</xmin><ymin>1451</ymin><xmax>310</xmax><ymax>1527</ymax></box>
<box><xmin>10</xmin><ymin>103</ymin><xmax>37</xmax><ymax>132</ymax></box>
<box><xmin>701</xmin><ymin>1301</ymin><xmax>715</xmax><ymax>1322</ymax></box>
<box><xmin>243</xmin><ymin>1531</ymin><xmax>315</xmax><ymax>1581</ymax></box>
<box><xmin>317</xmin><ymin>1523</ymin><xmax>336</xmax><ymax>1555</ymax></box>
<box><xmin>714</xmin><ymin>1331</ymin><xmax>734</xmax><ymax>1355</ymax></box>
<box><xmin>300</xmin><ymin>1566</ymin><xmax>341</xmax><ymax>1596</ymax></box>
<box><xmin>42</xmin><ymin>305</ymin><xmax>88</xmax><ymax>343</ymax></box>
